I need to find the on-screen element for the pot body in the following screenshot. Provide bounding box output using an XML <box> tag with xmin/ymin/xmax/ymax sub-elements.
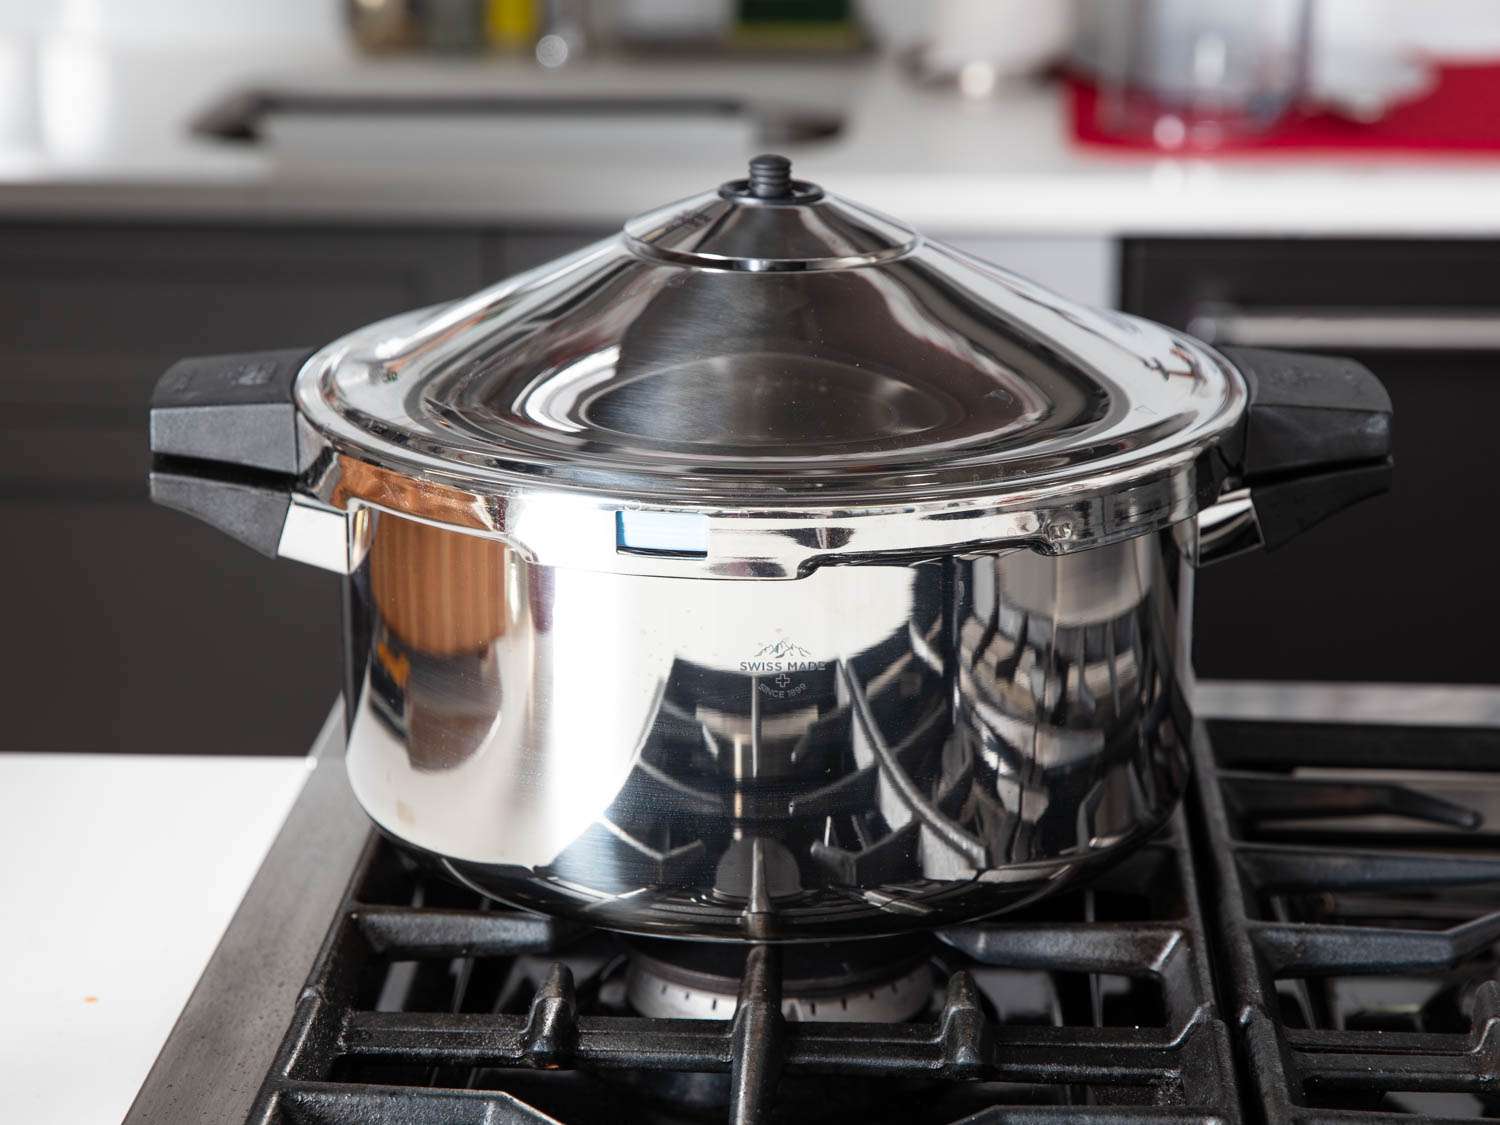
<box><xmin>343</xmin><ymin>508</ymin><xmax>1194</xmax><ymax>940</ymax></box>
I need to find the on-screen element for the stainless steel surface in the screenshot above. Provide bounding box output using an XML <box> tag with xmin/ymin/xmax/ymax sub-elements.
<box><xmin>309</xmin><ymin>447</ymin><xmax>1216</xmax><ymax>580</ymax></box>
<box><xmin>1188</xmin><ymin>306</ymin><xmax>1500</xmax><ymax>352</ymax></box>
<box><xmin>124</xmin><ymin>707</ymin><xmax>356</xmax><ymax>1125</ymax></box>
<box><xmin>1194</xmin><ymin>486</ymin><xmax>1263</xmax><ymax>565</ymax></box>
<box><xmin>292</xmin><ymin>173</ymin><xmax>1245</xmax><ymax>572</ymax></box>
<box><xmin>950</xmin><ymin>527</ymin><xmax>1191</xmax><ymax>865</ymax></box>
<box><xmin>342</xmin><ymin>508</ymin><xmax>1192</xmax><ymax>940</ymax></box>
<box><xmin>276</xmin><ymin>495</ymin><xmax>351</xmax><ymax>573</ymax></box>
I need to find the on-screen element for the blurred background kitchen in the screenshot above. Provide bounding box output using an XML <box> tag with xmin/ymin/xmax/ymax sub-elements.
<box><xmin>4</xmin><ymin>0</ymin><xmax>1498</xmax><ymax>756</ymax></box>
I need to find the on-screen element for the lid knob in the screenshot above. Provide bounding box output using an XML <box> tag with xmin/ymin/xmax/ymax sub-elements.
<box><xmin>747</xmin><ymin>153</ymin><xmax>793</xmax><ymax>199</ymax></box>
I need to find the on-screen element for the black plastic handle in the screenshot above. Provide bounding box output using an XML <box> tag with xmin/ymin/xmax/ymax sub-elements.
<box><xmin>1215</xmin><ymin>346</ymin><xmax>1393</xmax><ymax>550</ymax></box>
<box><xmin>150</xmin><ymin>348</ymin><xmax>316</xmax><ymax>473</ymax></box>
<box><xmin>149</xmin><ymin>470</ymin><xmax>294</xmax><ymax>558</ymax></box>
<box><xmin>148</xmin><ymin>348</ymin><xmax>316</xmax><ymax>557</ymax></box>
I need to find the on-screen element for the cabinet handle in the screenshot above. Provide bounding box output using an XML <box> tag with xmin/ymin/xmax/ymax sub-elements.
<box><xmin>1188</xmin><ymin>306</ymin><xmax>1500</xmax><ymax>353</ymax></box>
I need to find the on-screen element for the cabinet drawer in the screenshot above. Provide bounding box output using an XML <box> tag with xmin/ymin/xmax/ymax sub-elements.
<box><xmin>1124</xmin><ymin>238</ymin><xmax>1500</xmax><ymax>685</ymax></box>
<box><xmin>0</xmin><ymin>413</ymin><xmax>143</xmax><ymax>495</ymax></box>
<box><xmin>2</xmin><ymin>497</ymin><xmax>341</xmax><ymax>754</ymax></box>
<box><xmin>0</xmin><ymin>225</ymin><xmax>485</xmax><ymax>490</ymax></box>
<box><xmin>1123</xmin><ymin>239</ymin><xmax>1500</xmax><ymax>325</ymax></box>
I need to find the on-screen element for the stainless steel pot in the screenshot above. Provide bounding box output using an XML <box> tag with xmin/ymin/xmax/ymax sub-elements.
<box><xmin>148</xmin><ymin>156</ymin><xmax>1391</xmax><ymax>940</ymax></box>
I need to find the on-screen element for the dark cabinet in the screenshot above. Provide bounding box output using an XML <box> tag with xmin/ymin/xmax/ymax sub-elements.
<box><xmin>1124</xmin><ymin>239</ymin><xmax>1500</xmax><ymax>684</ymax></box>
<box><xmin>2</xmin><ymin>225</ymin><xmax>488</xmax><ymax>754</ymax></box>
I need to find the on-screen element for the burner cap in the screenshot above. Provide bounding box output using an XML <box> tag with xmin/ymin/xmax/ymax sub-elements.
<box><xmin>624</xmin><ymin>937</ymin><xmax>932</xmax><ymax>1023</ymax></box>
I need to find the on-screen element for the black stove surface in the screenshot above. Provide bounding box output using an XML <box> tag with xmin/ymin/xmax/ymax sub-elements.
<box><xmin>1198</xmin><ymin>719</ymin><xmax>1500</xmax><ymax>1123</ymax></box>
<box><xmin>128</xmin><ymin>706</ymin><xmax>1500</xmax><ymax>1125</ymax></box>
<box><xmin>248</xmin><ymin>810</ymin><xmax>1232</xmax><ymax>1124</ymax></box>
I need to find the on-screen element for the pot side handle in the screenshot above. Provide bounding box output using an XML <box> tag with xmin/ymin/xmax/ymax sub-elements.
<box><xmin>1197</xmin><ymin>346</ymin><xmax>1392</xmax><ymax>566</ymax></box>
<box><xmin>148</xmin><ymin>349</ymin><xmax>351</xmax><ymax>573</ymax></box>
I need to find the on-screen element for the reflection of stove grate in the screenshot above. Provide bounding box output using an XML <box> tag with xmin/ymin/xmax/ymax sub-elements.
<box><xmin>242</xmin><ymin>807</ymin><xmax>1238</xmax><ymax>1124</ymax></box>
<box><xmin>1196</xmin><ymin>717</ymin><xmax>1500</xmax><ymax>1121</ymax></box>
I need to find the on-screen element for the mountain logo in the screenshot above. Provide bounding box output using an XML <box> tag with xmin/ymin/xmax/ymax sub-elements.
<box><xmin>752</xmin><ymin>638</ymin><xmax>812</xmax><ymax>660</ymax></box>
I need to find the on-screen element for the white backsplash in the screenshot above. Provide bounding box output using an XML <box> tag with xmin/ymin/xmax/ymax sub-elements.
<box><xmin>0</xmin><ymin>0</ymin><xmax>344</xmax><ymax>48</ymax></box>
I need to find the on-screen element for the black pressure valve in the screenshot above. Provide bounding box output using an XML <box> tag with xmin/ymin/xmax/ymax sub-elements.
<box><xmin>722</xmin><ymin>153</ymin><xmax>823</xmax><ymax>203</ymax></box>
<box><xmin>747</xmin><ymin>154</ymin><xmax>793</xmax><ymax>199</ymax></box>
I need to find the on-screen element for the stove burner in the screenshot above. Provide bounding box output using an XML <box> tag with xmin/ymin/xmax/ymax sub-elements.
<box><xmin>625</xmin><ymin>937</ymin><xmax>932</xmax><ymax>1022</ymax></box>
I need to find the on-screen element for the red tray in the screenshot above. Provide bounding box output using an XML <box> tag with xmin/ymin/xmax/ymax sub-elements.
<box><xmin>1069</xmin><ymin>62</ymin><xmax>1500</xmax><ymax>155</ymax></box>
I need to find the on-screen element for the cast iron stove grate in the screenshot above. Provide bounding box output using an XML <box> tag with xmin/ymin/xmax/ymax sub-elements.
<box><xmin>245</xmin><ymin>805</ymin><xmax>1238</xmax><ymax>1125</ymax></box>
<box><xmin>1193</xmin><ymin>716</ymin><xmax>1500</xmax><ymax>1123</ymax></box>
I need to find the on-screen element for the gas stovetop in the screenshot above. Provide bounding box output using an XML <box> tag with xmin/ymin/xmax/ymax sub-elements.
<box><xmin>126</xmin><ymin>696</ymin><xmax>1500</xmax><ymax>1124</ymax></box>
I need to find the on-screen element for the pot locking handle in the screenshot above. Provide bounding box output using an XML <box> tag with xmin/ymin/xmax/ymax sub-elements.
<box><xmin>148</xmin><ymin>349</ymin><xmax>351</xmax><ymax>573</ymax></box>
<box><xmin>1197</xmin><ymin>346</ymin><xmax>1392</xmax><ymax>565</ymax></box>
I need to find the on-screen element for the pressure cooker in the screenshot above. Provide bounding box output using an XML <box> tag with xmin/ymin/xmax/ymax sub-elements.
<box><xmin>149</xmin><ymin>156</ymin><xmax>1390</xmax><ymax>941</ymax></box>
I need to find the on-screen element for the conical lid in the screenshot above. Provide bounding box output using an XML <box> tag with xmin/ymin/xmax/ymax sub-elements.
<box><xmin>296</xmin><ymin>156</ymin><xmax>1244</xmax><ymax>572</ymax></box>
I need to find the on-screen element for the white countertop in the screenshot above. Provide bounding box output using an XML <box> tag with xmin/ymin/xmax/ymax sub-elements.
<box><xmin>7</xmin><ymin>38</ymin><xmax>1500</xmax><ymax>236</ymax></box>
<box><xmin>0</xmin><ymin>750</ymin><xmax>310</xmax><ymax>1125</ymax></box>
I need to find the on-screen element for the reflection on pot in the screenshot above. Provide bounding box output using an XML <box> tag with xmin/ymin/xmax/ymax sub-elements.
<box><xmin>950</xmin><ymin>533</ymin><xmax>1189</xmax><ymax>875</ymax></box>
<box><xmin>368</xmin><ymin>514</ymin><xmax>509</xmax><ymax>771</ymax></box>
<box><xmin>347</xmin><ymin>509</ymin><xmax>952</xmax><ymax>920</ymax></box>
<box><xmin>346</xmin><ymin>508</ymin><xmax>1192</xmax><ymax>940</ymax></box>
